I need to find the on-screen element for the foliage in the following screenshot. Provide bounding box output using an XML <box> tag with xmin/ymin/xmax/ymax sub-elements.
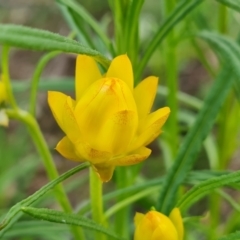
<box><xmin>0</xmin><ymin>0</ymin><xmax>240</xmax><ymax>239</ymax></box>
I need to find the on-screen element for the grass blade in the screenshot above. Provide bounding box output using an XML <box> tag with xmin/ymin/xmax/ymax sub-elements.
<box><xmin>157</xmin><ymin>68</ymin><xmax>234</xmax><ymax>214</ymax></box>
<box><xmin>136</xmin><ymin>0</ymin><xmax>204</xmax><ymax>80</ymax></box>
<box><xmin>177</xmin><ymin>169</ymin><xmax>240</xmax><ymax>212</ymax></box>
<box><xmin>22</xmin><ymin>207</ymin><xmax>124</xmax><ymax>240</ymax></box>
<box><xmin>158</xmin><ymin>30</ymin><xmax>240</xmax><ymax>214</ymax></box>
<box><xmin>216</xmin><ymin>0</ymin><xmax>240</xmax><ymax>12</ymax></box>
<box><xmin>0</xmin><ymin>24</ymin><xmax>110</xmax><ymax>68</ymax></box>
<box><xmin>56</xmin><ymin>0</ymin><xmax>114</xmax><ymax>55</ymax></box>
<box><xmin>218</xmin><ymin>231</ymin><xmax>240</xmax><ymax>240</ymax></box>
<box><xmin>0</xmin><ymin>163</ymin><xmax>89</xmax><ymax>237</ymax></box>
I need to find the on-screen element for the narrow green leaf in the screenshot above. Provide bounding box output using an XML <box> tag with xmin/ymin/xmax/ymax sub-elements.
<box><xmin>158</xmin><ymin>31</ymin><xmax>240</xmax><ymax>214</ymax></box>
<box><xmin>125</xmin><ymin>0</ymin><xmax>144</xmax><ymax>65</ymax></box>
<box><xmin>0</xmin><ymin>163</ymin><xmax>89</xmax><ymax>237</ymax></box>
<box><xmin>12</xmin><ymin>78</ymin><xmax>74</xmax><ymax>92</ymax></box>
<box><xmin>77</xmin><ymin>169</ymin><xmax>231</xmax><ymax>216</ymax></box>
<box><xmin>216</xmin><ymin>0</ymin><xmax>240</xmax><ymax>13</ymax></box>
<box><xmin>177</xmin><ymin>170</ymin><xmax>240</xmax><ymax>211</ymax></box>
<box><xmin>0</xmin><ymin>24</ymin><xmax>110</xmax><ymax>68</ymax></box>
<box><xmin>198</xmin><ymin>31</ymin><xmax>240</xmax><ymax>99</ymax></box>
<box><xmin>158</xmin><ymin>69</ymin><xmax>234</xmax><ymax>214</ymax></box>
<box><xmin>29</xmin><ymin>51</ymin><xmax>61</xmax><ymax>115</ymax></box>
<box><xmin>57</xmin><ymin>3</ymin><xmax>95</xmax><ymax>48</ymax></box>
<box><xmin>4</xmin><ymin>221</ymin><xmax>69</xmax><ymax>239</ymax></box>
<box><xmin>218</xmin><ymin>231</ymin><xmax>240</xmax><ymax>240</ymax></box>
<box><xmin>56</xmin><ymin>0</ymin><xmax>114</xmax><ymax>54</ymax></box>
<box><xmin>21</xmin><ymin>207</ymin><xmax>124</xmax><ymax>240</ymax></box>
<box><xmin>136</xmin><ymin>0</ymin><xmax>204</xmax><ymax>80</ymax></box>
<box><xmin>104</xmin><ymin>186</ymin><xmax>160</xmax><ymax>220</ymax></box>
<box><xmin>216</xmin><ymin>189</ymin><xmax>240</xmax><ymax>213</ymax></box>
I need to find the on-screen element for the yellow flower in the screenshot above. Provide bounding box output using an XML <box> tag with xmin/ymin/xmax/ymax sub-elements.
<box><xmin>134</xmin><ymin>208</ymin><xmax>184</xmax><ymax>240</ymax></box>
<box><xmin>48</xmin><ymin>54</ymin><xmax>170</xmax><ymax>182</ymax></box>
<box><xmin>0</xmin><ymin>110</ymin><xmax>9</xmax><ymax>127</ymax></box>
<box><xmin>0</xmin><ymin>77</ymin><xmax>9</xmax><ymax>127</ymax></box>
<box><xmin>0</xmin><ymin>79</ymin><xmax>7</xmax><ymax>104</ymax></box>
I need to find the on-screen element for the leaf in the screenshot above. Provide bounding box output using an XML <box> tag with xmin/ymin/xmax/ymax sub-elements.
<box><xmin>57</xmin><ymin>0</ymin><xmax>114</xmax><ymax>54</ymax></box>
<box><xmin>198</xmin><ymin>31</ymin><xmax>240</xmax><ymax>100</ymax></box>
<box><xmin>0</xmin><ymin>163</ymin><xmax>89</xmax><ymax>237</ymax></box>
<box><xmin>136</xmin><ymin>0</ymin><xmax>205</xmax><ymax>80</ymax></box>
<box><xmin>216</xmin><ymin>0</ymin><xmax>240</xmax><ymax>13</ymax></box>
<box><xmin>0</xmin><ymin>24</ymin><xmax>110</xmax><ymax>68</ymax></box>
<box><xmin>177</xmin><ymin>169</ymin><xmax>240</xmax><ymax>211</ymax></box>
<box><xmin>157</xmin><ymin>68</ymin><xmax>234</xmax><ymax>214</ymax></box>
<box><xmin>12</xmin><ymin>78</ymin><xmax>75</xmax><ymax>92</ymax></box>
<box><xmin>21</xmin><ymin>207</ymin><xmax>124</xmax><ymax>240</ymax></box>
<box><xmin>78</xmin><ymin>169</ymin><xmax>231</xmax><ymax>216</ymax></box>
<box><xmin>218</xmin><ymin>231</ymin><xmax>240</xmax><ymax>240</ymax></box>
<box><xmin>104</xmin><ymin>186</ymin><xmax>160</xmax><ymax>220</ymax></box>
<box><xmin>57</xmin><ymin>3</ymin><xmax>95</xmax><ymax>48</ymax></box>
<box><xmin>157</xmin><ymin>32</ymin><xmax>240</xmax><ymax>214</ymax></box>
<box><xmin>3</xmin><ymin>221</ymin><xmax>69</xmax><ymax>239</ymax></box>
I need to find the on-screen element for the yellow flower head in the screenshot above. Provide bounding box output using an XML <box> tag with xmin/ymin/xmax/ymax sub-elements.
<box><xmin>48</xmin><ymin>54</ymin><xmax>170</xmax><ymax>182</ymax></box>
<box><xmin>0</xmin><ymin>78</ymin><xmax>7</xmax><ymax>104</ymax></box>
<box><xmin>134</xmin><ymin>208</ymin><xmax>184</xmax><ymax>240</ymax></box>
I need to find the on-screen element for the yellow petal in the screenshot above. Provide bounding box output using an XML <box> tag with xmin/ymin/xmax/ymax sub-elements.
<box><xmin>169</xmin><ymin>208</ymin><xmax>184</xmax><ymax>240</ymax></box>
<box><xmin>134</xmin><ymin>212</ymin><xmax>145</xmax><ymax>227</ymax></box>
<box><xmin>134</xmin><ymin>215</ymin><xmax>154</xmax><ymax>240</ymax></box>
<box><xmin>0</xmin><ymin>80</ymin><xmax>7</xmax><ymax>103</ymax></box>
<box><xmin>134</xmin><ymin>76</ymin><xmax>158</xmax><ymax>119</ymax></box>
<box><xmin>112</xmin><ymin>147</ymin><xmax>151</xmax><ymax>166</ymax></box>
<box><xmin>62</xmin><ymin>96</ymin><xmax>81</xmax><ymax>143</ymax></box>
<box><xmin>75</xmin><ymin>55</ymin><xmax>102</xmax><ymax>101</ymax></box>
<box><xmin>48</xmin><ymin>91</ymin><xmax>68</xmax><ymax>131</ymax></box>
<box><xmin>56</xmin><ymin>136</ymin><xmax>83</xmax><ymax>162</ymax></box>
<box><xmin>75</xmin><ymin>78</ymin><xmax>137</xmax><ymax>152</ymax></box>
<box><xmin>92</xmin><ymin>163</ymin><xmax>115</xmax><ymax>182</ymax></box>
<box><xmin>152</xmin><ymin>226</ymin><xmax>178</xmax><ymax>240</ymax></box>
<box><xmin>130</xmin><ymin>107</ymin><xmax>170</xmax><ymax>151</ymax></box>
<box><xmin>0</xmin><ymin>109</ymin><xmax>9</xmax><ymax>127</ymax></box>
<box><xmin>106</xmin><ymin>55</ymin><xmax>133</xmax><ymax>90</ymax></box>
<box><xmin>148</xmin><ymin>211</ymin><xmax>178</xmax><ymax>240</ymax></box>
<box><xmin>97</xmin><ymin>110</ymin><xmax>138</xmax><ymax>155</ymax></box>
<box><xmin>75</xmin><ymin>141</ymin><xmax>112</xmax><ymax>164</ymax></box>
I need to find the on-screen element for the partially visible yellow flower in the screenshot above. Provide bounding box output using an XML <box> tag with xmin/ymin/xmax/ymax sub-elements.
<box><xmin>0</xmin><ymin>77</ymin><xmax>8</xmax><ymax>127</ymax></box>
<box><xmin>0</xmin><ymin>78</ymin><xmax>7</xmax><ymax>104</ymax></box>
<box><xmin>48</xmin><ymin>54</ymin><xmax>170</xmax><ymax>182</ymax></box>
<box><xmin>0</xmin><ymin>110</ymin><xmax>9</xmax><ymax>127</ymax></box>
<box><xmin>134</xmin><ymin>208</ymin><xmax>184</xmax><ymax>240</ymax></box>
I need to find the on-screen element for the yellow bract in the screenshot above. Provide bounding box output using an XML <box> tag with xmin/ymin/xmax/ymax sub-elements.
<box><xmin>0</xmin><ymin>79</ymin><xmax>7</xmax><ymax>104</ymax></box>
<box><xmin>134</xmin><ymin>208</ymin><xmax>184</xmax><ymax>240</ymax></box>
<box><xmin>0</xmin><ymin>78</ymin><xmax>8</xmax><ymax>127</ymax></box>
<box><xmin>48</xmin><ymin>54</ymin><xmax>170</xmax><ymax>182</ymax></box>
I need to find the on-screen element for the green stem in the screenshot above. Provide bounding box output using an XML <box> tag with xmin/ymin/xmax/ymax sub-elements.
<box><xmin>218</xmin><ymin>4</ymin><xmax>228</xmax><ymax>33</ymax></box>
<box><xmin>209</xmin><ymin>5</ymin><xmax>229</xmax><ymax>239</ymax></box>
<box><xmin>111</xmin><ymin>0</ymin><xmax>125</xmax><ymax>55</ymax></box>
<box><xmin>125</xmin><ymin>0</ymin><xmax>144</xmax><ymax>76</ymax></box>
<box><xmin>114</xmin><ymin>167</ymin><xmax>131</xmax><ymax>239</ymax></box>
<box><xmin>164</xmin><ymin>0</ymin><xmax>178</xmax><ymax>158</ymax></box>
<box><xmin>224</xmin><ymin>210</ymin><xmax>240</xmax><ymax>234</ymax></box>
<box><xmin>29</xmin><ymin>51</ymin><xmax>61</xmax><ymax>116</ymax></box>
<box><xmin>7</xmin><ymin>109</ymin><xmax>85</xmax><ymax>240</ymax></box>
<box><xmin>1</xmin><ymin>46</ymin><xmax>17</xmax><ymax>110</ymax></box>
<box><xmin>90</xmin><ymin>168</ymin><xmax>106</xmax><ymax>240</ymax></box>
